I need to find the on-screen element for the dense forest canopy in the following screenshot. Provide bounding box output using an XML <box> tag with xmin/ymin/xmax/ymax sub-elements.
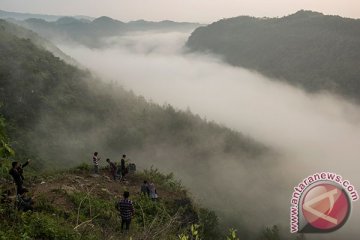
<box><xmin>186</xmin><ymin>10</ymin><xmax>360</xmax><ymax>101</ymax></box>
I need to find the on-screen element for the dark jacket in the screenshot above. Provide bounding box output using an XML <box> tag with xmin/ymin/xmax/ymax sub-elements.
<box><xmin>140</xmin><ymin>184</ymin><xmax>150</xmax><ymax>196</ymax></box>
<box><xmin>17</xmin><ymin>195</ymin><xmax>33</xmax><ymax>212</ymax></box>
<box><xmin>17</xmin><ymin>160</ymin><xmax>29</xmax><ymax>180</ymax></box>
<box><xmin>9</xmin><ymin>168</ymin><xmax>23</xmax><ymax>186</ymax></box>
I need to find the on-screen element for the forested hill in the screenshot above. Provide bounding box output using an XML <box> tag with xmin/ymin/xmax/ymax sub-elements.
<box><xmin>0</xmin><ymin>19</ymin><xmax>268</xmax><ymax>170</ymax></box>
<box><xmin>11</xmin><ymin>16</ymin><xmax>200</xmax><ymax>47</ymax></box>
<box><xmin>186</xmin><ymin>10</ymin><xmax>360</xmax><ymax>101</ymax></box>
<box><xmin>0</xmin><ymin>9</ymin><xmax>94</xmax><ymax>21</ymax></box>
<box><xmin>0</xmin><ymin>19</ymin><xmax>76</xmax><ymax>64</ymax></box>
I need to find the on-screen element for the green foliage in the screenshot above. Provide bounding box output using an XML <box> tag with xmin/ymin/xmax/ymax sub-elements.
<box><xmin>133</xmin><ymin>194</ymin><xmax>184</xmax><ymax>239</ymax></box>
<box><xmin>187</xmin><ymin>10</ymin><xmax>360</xmax><ymax>101</ymax></box>
<box><xmin>139</xmin><ymin>167</ymin><xmax>183</xmax><ymax>191</ymax></box>
<box><xmin>0</xmin><ymin>116</ymin><xmax>14</xmax><ymax>159</ymax></box>
<box><xmin>0</xmin><ymin>159</ymin><xmax>12</xmax><ymax>180</ymax></box>
<box><xmin>198</xmin><ymin>208</ymin><xmax>222</xmax><ymax>240</ymax></box>
<box><xmin>179</xmin><ymin>224</ymin><xmax>200</xmax><ymax>240</ymax></box>
<box><xmin>74</xmin><ymin>162</ymin><xmax>91</xmax><ymax>172</ymax></box>
<box><xmin>0</xmin><ymin>115</ymin><xmax>14</xmax><ymax>179</ymax></box>
<box><xmin>21</xmin><ymin>212</ymin><xmax>78</xmax><ymax>240</ymax></box>
<box><xmin>0</xmin><ymin>210</ymin><xmax>79</xmax><ymax>240</ymax></box>
<box><xmin>68</xmin><ymin>192</ymin><xmax>118</xmax><ymax>229</ymax></box>
<box><xmin>226</xmin><ymin>229</ymin><xmax>240</xmax><ymax>240</ymax></box>
<box><xmin>179</xmin><ymin>225</ymin><xmax>240</xmax><ymax>240</ymax></box>
<box><xmin>260</xmin><ymin>225</ymin><xmax>281</xmax><ymax>240</ymax></box>
<box><xmin>190</xmin><ymin>224</ymin><xmax>200</xmax><ymax>240</ymax></box>
<box><xmin>134</xmin><ymin>194</ymin><xmax>162</xmax><ymax>226</ymax></box>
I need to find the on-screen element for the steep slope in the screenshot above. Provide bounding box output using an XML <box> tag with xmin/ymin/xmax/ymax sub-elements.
<box><xmin>187</xmin><ymin>10</ymin><xmax>360</xmax><ymax>101</ymax></box>
<box><xmin>0</xmin><ymin>20</ymin><xmax>76</xmax><ymax>64</ymax></box>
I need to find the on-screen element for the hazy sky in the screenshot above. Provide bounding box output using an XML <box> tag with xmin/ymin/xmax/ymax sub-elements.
<box><xmin>1</xmin><ymin>0</ymin><xmax>359</xmax><ymax>22</ymax></box>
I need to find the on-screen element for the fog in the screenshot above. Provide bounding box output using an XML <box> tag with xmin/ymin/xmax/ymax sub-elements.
<box><xmin>58</xmin><ymin>31</ymin><xmax>360</xmax><ymax>239</ymax></box>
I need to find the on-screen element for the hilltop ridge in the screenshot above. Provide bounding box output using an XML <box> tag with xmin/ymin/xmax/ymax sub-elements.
<box><xmin>5</xmin><ymin>14</ymin><xmax>201</xmax><ymax>47</ymax></box>
<box><xmin>0</xmin><ymin>163</ymin><xmax>222</xmax><ymax>239</ymax></box>
<box><xmin>187</xmin><ymin>10</ymin><xmax>360</xmax><ymax>101</ymax></box>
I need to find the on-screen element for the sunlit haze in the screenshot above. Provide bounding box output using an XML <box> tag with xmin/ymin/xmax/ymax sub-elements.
<box><xmin>1</xmin><ymin>0</ymin><xmax>360</xmax><ymax>22</ymax></box>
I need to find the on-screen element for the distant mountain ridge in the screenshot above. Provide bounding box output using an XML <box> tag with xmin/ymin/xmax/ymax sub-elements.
<box><xmin>6</xmin><ymin>13</ymin><xmax>201</xmax><ymax>47</ymax></box>
<box><xmin>186</xmin><ymin>10</ymin><xmax>360</xmax><ymax>101</ymax></box>
<box><xmin>0</xmin><ymin>9</ymin><xmax>93</xmax><ymax>21</ymax></box>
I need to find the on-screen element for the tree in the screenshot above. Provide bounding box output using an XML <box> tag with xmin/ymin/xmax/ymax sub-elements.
<box><xmin>0</xmin><ymin>114</ymin><xmax>14</xmax><ymax>179</ymax></box>
<box><xmin>261</xmin><ymin>225</ymin><xmax>281</xmax><ymax>240</ymax></box>
<box><xmin>0</xmin><ymin>116</ymin><xmax>14</xmax><ymax>158</ymax></box>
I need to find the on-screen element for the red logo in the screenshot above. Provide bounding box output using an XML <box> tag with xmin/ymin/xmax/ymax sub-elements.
<box><xmin>301</xmin><ymin>183</ymin><xmax>350</xmax><ymax>232</ymax></box>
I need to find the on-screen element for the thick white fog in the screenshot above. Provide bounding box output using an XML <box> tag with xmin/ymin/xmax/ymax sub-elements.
<box><xmin>58</xmin><ymin>31</ymin><xmax>360</xmax><ymax>238</ymax></box>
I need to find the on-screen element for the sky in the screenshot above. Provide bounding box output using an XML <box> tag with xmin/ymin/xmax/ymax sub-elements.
<box><xmin>1</xmin><ymin>0</ymin><xmax>359</xmax><ymax>23</ymax></box>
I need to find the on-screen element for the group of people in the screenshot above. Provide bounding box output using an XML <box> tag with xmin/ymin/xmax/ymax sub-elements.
<box><xmin>93</xmin><ymin>152</ymin><xmax>133</xmax><ymax>181</ymax></box>
<box><xmin>8</xmin><ymin>160</ymin><xmax>34</xmax><ymax>211</ymax></box>
<box><xmin>5</xmin><ymin>153</ymin><xmax>158</xmax><ymax>232</ymax></box>
<box><xmin>140</xmin><ymin>180</ymin><xmax>158</xmax><ymax>201</ymax></box>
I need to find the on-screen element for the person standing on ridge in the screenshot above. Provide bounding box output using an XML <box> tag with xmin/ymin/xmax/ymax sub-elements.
<box><xmin>149</xmin><ymin>182</ymin><xmax>158</xmax><ymax>201</ymax></box>
<box><xmin>116</xmin><ymin>191</ymin><xmax>135</xmax><ymax>232</ymax></box>
<box><xmin>106</xmin><ymin>158</ymin><xmax>117</xmax><ymax>180</ymax></box>
<box><xmin>116</xmin><ymin>161</ymin><xmax>122</xmax><ymax>180</ymax></box>
<box><xmin>17</xmin><ymin>159</ymin><xmax>31</xmax><ymax>181</ymax></box>
<box><xmin>140</xmin><ymin>180</ymin><xmax>150</xmax><ymax>196</ymax></box>
<box><xmin>9</xmin><ymin>162</ymin><xmax>24</xmax><ymax>194</ymax></box>
<box><xmin>120</xmin><ymin>154</ymin><xmax>127</xmax><ymax>180</ymax></box>
<box><xmin>93</xmin><ymin>152</ymin><xmax>101</xmax><ymax>174</ymax></box>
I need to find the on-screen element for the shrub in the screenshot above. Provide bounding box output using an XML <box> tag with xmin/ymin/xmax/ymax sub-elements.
<box><xmin>139</xmin><ymin>167</ymin><xmax>183</xmax><ymax>191</ymax></box>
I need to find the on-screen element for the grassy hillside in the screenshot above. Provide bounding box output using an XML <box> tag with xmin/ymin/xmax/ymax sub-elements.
<box><xmin>186</xmin><ymin>10</ymin><xmax>360</xmax><ymax>101</ymax></box>
<box><xmin>0</xmin><ymin>163</ymin><xmax>294</xmax><ymax>240</ymax></box>
<box><xmin>0</xmin><ymin>164</ymin><xmax>222</xmax><ymax>240</ymax></box>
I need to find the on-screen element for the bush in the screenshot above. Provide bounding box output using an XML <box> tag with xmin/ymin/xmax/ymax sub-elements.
<box><xmin>139</xmin><ymin>167</ymin><xmax>183</xmax><ymax>192</ymax></box>
<box><xmin>21</xmin><ymin>212</ymin><xmax>79</xmax><ymax>240</ymax></box>
<box><xmin>260</xmin><ymin>225</ymin><xmax>281</xmax><ymax>240</ymax></box>
<box><xmin>198</xmin><ymin>208</ymin><xmax>222</xmax><ymax>240</ymax></box>
<box><xmin>73</xmin><ymin>163</ymin><xmax>91</xmax><ymax>172</ymax></box>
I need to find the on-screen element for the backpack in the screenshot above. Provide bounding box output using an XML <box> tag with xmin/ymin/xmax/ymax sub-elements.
<box><xmin>128</xmin><ymin>163</ymin><xmax>136</xmax><ymax>173</ymax></box>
